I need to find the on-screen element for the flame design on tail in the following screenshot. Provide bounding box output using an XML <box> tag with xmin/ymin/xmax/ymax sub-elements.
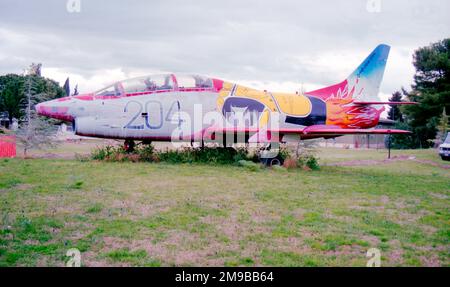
<box><xmin>306</xmin><ymin>44</ymin><xmax>390</xmax><ymax>129</ymax></box>
<box><xmin>325</xmin><ymin>98</ymin><xmax>384</xmax><ymax>128</ymax></box>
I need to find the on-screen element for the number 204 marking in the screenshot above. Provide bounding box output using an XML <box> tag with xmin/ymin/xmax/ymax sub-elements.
<box><xmin>124</xmin><ymin>100</ymin><xmax>180</xmax><ymax>130</ymax></box>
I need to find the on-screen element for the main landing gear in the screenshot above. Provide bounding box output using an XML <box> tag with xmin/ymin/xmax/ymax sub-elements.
<box><xmin>124</xmin><ymin>139</ymin><xmax>135</xmax><ymax>153</ymax></box>
<box><xmin>124</xmin><ymin>139</ymin><xmax>153</xmax><ymax>153</ymax></box>
<box><xmin>259</xmin><ymin>143</ymin><xmax>284</xmax><ymax>167</ymax></box>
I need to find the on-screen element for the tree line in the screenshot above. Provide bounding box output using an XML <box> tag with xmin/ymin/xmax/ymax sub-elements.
<box><xmin>0</xmin><ymin>64</ymin><xmax>65</xmax><ymax>156</ymax></box>
<box><xmin>388</xmin><ymin>38</ymin><xmax>449</xmax><ymax>149</ymax></box>
<box><xmin>0</xmin><ymin>70</ymin><xmax>65</xmax><ymax>125</ymax></box>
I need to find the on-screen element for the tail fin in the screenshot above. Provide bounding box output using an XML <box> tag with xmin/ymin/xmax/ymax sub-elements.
<box><xmin>305</xmin><ymin>44</ymin><xmax>390</xmax><ymax>102</ymax></box>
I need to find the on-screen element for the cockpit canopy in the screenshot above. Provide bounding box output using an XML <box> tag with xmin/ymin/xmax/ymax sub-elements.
<box><xmin>94</xmin><ymin>74</ymin><xmax>214</xmax><ymax>97</ymax></box>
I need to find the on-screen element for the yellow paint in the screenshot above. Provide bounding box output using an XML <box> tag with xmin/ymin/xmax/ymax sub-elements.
<box><xmin>217</xmin><ymin>81</ymin><xmax>234</xmax><ymax>111</ymax></box>
<box><xmin>259</xmin><ymin>109</ymin><xmax>270</xmax><ymax>127</ymax></box>
<box><xmin>217</xmin><ymin>82</ymin><xmax>279</xmax><ymax>113</ymax></box>
<box><xmin>272</xmin><ymin>93</ymin><xmax>312</xmax><ymax>117</ymax></box>
<box><xmin>216</xmin><ymin>97</ymin><xmax>224</xmax><ymax>110</ymax></box>
<box><xmin>217</xmin><ymin>83</ymin><xmax>313</xmax><ymax>129</ymax></box>
<box><xmin>234</xmin><ymin>85</ymin><xmax>278</xmax><ymax>112</ymax></box>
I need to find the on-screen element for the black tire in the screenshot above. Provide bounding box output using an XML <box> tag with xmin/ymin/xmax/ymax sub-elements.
<box><xmin>441</xmin><ymin>156</ymin><xmax>450</xmax><ymax>161</ymax></box>
<box><xmin>261</xmin><ymin>155</ymin><xmax>284</xmax><ymax>167</ymax></box>
<box><xmin>124</xmin><ymin>140</ymin><xmax>135</xmax><ymax>153</ymax></box>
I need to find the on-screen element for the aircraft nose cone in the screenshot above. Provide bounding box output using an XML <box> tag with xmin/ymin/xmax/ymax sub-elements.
<box><xmin>35</xmin><ymin>99</ymin><xmax>73</xmax><ymax>121</ymax></box>
<box><xmin>35</xmin><ymin>103</ymin><xmax>44</xmax><ymax>114</ymax></box>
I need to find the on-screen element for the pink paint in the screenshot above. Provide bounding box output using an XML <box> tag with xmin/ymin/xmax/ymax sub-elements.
<box><xmin>36</xmin><ymin>105</ymin><xmax>73</xmax><ymax>121</ymax></box>
<box><xmin>306</xmin><ymin>78</ymin><xmax>363</xmax><ymax>101</ymax></box>
<box><xmin>74</xmin><ymin>94</ymin><xmax>95</xmax><ymax>101</ymax></box>
<box><xmin>0</xmin><ymin>135</ymin><xmax>16</xmax><ymax>158</ymax></box>
<box><xmin>212</xmin><ymin>78</ymin><xmax>224</xmax><ymax>92</ymax></box>
<box><xmin>306</xmin><ymin>80</ymin><xmax>349</xmax><ymax>101</ymax></box>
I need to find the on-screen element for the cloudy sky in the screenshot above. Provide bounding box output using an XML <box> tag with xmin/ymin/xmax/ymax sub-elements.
<box><xmin>0</xmin><ymin>0</ymin><xmax>449</xmax><ymax>101</ymax></box>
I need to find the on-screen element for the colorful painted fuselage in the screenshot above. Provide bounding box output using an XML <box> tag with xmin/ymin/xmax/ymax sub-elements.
<box><xmin>36</xmin><ymin>73</ymin><xmax>382</xmax><ymax>141</ymax></box>
<box><xmin>36</xmin><ymin>45</ymin><xmax>411</xmax><ymax>142</ymax></box>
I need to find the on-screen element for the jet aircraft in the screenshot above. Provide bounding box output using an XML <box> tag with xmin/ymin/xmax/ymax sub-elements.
<box><xmin>36</xmin><ymin>44</ymin><xmax>413</xmax><ymax>165</ymax></box>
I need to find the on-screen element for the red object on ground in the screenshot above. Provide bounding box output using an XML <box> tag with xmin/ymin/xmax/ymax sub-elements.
<box><xmin>0</xmin><ymin>135</ymin><xmax>16</xmax><ymax>158</ymax></box>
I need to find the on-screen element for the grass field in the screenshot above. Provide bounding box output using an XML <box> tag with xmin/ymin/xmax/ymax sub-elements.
<box><xmin>0</xmin><ymin>144</ymin><xmax>449</xmax><ymax>266</ymax></box>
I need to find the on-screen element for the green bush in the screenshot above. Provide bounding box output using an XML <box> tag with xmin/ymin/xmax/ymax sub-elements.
<box><xmin>237</xmin><ymin>160</ymin><xmax>261</xmax><ymax>171</ymax></box>
<box><xmin>297</xmin><ymin>153</ymin><xmax>320</xmax><ymax>170</ymax></box>
<box><xmin>91</xmin><ymin>145</ymin><xmax>125</xmax><ymax>161</ymax></box>
<box><xmin>88</xmin><ymin>143</ymin><xmax>320</xmax><ymax>169</ymax></box>
<box><xmin>157</xmin><ymin>146</ymin><xmax>255</xmax><ymax>164</ymax></box>
<box><xmin>157</xmin><ymin>148</ymin><xmax>189</xmax><ymax>163</ymax></box>
<box><xmin>136</xmin><ymin>144</ymin><xmax>155</xmax><ymax>161</ymax></box>
<box><xmin>278</xmin><ymin>146</ymin><xmax>291</xmax><ymax>161</ymax></box>
<box><xmin>89</xmin><ymin>144</ymin><xmax>256</xmax><ymax>165</ymax></box>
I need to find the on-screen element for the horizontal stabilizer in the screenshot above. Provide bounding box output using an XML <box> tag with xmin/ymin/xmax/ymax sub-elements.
<box><xmin>378</xmin><ymin>118</ymin><xmax>396</xmax><ymax>125</ymax></box>
<box><xmin>353</xmin><ymin>101</ymin><xmax>418</xmax><ymax>105</ymax></box>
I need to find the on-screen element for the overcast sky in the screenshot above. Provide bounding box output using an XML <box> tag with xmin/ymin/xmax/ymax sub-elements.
<box><xmin>0</xmin><ymin>0</ymin><xmax>449</xmax><ymax>100</ymax></box>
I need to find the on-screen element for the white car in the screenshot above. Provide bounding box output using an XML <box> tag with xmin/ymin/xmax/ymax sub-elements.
<box><xmin>438</xmin><ymin>132</ymin><xmax>450</xmax><ymax>161</ymax></box>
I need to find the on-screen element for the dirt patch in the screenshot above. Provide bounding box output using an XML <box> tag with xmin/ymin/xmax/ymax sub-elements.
<box><xmin>429</xmin><ymin>192</ymin><xmax>448</xmax><ymax>200</ymax></box>
<box><xmin>274</xmin><ymin>237</ymin><xmax>312</xmax><ymax>255</ymax></box>
<box><xmin>361</xmin><ymin>235</ymin><xmax>380</xmax><ymax>246</ymax></box>
<box><xmin>101</xmin><ymin>233</ymin><xmax>235</xmax><ymax>266</ymax></box>
<box><xmin>324</xmin><ymin>244</ymin><xmax>366</xmax><ymax>257</ymax></box>
<box><xmin>0</xmin><ymin>183</ymin><xmax>33</xmax><ymax>193</ymax></box>
<box><xmin>16</xmin><ymin>184</ymin><xmax>33</xmax><ymax>190</ymax></box>
<box><xmin>24</xmin><ymin>153</ymin><xmax>79</xmax><ymax>160</ymax></box>
<box><xmin>413</xmin><ymin>159</ymin><xmax>450</xmax><ymax>169</ymax></box>
<box><xmin>389</xmin><ymin>249</ymin><xmax>404</xmax><ymax>265</ymax></box>
<box><xmin>82</xmin><ymin>251</ymin><xmax>116</xmax><ymax>267</ymax></box>
<box><xmin>326</xmin><ymin>155</ymin><xmax>450</xmax><ymax>169</ymax></box>
<box><xmin>326</xmin><ymin>155</ymin><xmax>412</xmax><ymax>167</ymax></box>
<box><xmin>420</xmin><ymin>254</ymin><xmax>441</xmax><ymax>267</ymax></box>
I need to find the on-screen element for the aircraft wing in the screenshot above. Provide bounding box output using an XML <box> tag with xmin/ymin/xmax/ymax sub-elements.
<box><xmin>207</xmin><ymin>125</ymin><xmax>411</xmax><ymax>143</ymax></box>
<box><xmin>214</xmin><ymin>125</ymin><xmax>411</xmax><ymax>135</ymax></box>
<box><xmin>353</xmin><ymin>101</ymin><xmax>417</xmax><ymax>105</ymax></box>
<box><xmin>295</xmin><ymin>125</ymin><xmax>411</xmax><ymax>135</ymax></box>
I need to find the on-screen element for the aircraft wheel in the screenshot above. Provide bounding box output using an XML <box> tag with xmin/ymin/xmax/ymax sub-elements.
<box><xmin>124</xmin><ymin>140</ymin><xmax>135</xmax><ymax>153</ymax></box>
<box><xmin>261</xmin><ymin>155</ymin><xmax>284</xmax><ymax>167</ymax></box>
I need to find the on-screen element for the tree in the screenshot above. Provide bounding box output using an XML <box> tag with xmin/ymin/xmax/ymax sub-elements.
<box><xmin>402</xmin><ymin>38</ymin><xmax>450</xmax><ymax>148</ymax></box>
<box><xmin>388</xmin><ymin>90</ymin><xmax>404</xmax><ymax>122</ymax></box>
<box><xmin>13</xmin><ymin>64</ymin><xmax>60</xmax><ymax>157</ymax></box>
<box><xmin>0</xmin><ymin>74</ymin><xmax>25</xmax><ymax>123</ymax></box>
<box><xmin>385</xmin><ymin>121</ymin><xmax>415</xmax><ymax>149</ymax></box>
<box><xmin>386</xmin><ymin>89</ymin><xmax>416</xmax><ymax>149</ymax></box>
<box><xmin>436</xmin><ymin>107</ymin><xmax>448</xmax><ymax>144</ymax></box>
<box><xmin>0</xmin><ymin>72</ymin><xmax>64</xmax><ymax>124</ymax></box>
